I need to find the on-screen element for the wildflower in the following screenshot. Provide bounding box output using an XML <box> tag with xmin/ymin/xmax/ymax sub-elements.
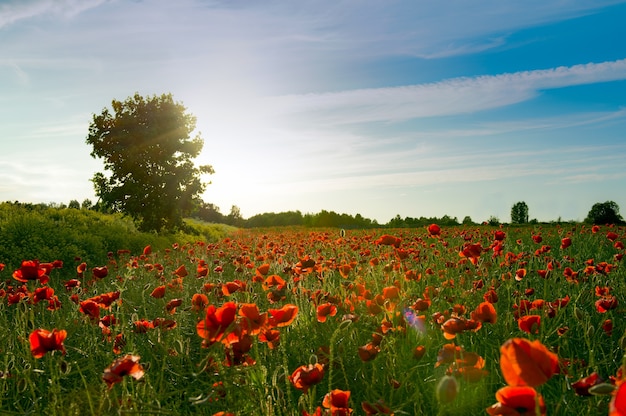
<box><xmin>358</xmin><ymin>342</ymin><xmax>380</xmax><ymax>362</ymax></box>
<box><xmin>361</xmin><ymin>399</ymin><xmax>393</xmax><ymax>415</ymax></box>
<box><xmin>268</xmin><ymin>304</ymin><xmax>298</xmax><ymax>328</ymax></box>
<box><xmin>29</xmin><ymin>328</ymin><xmax>67</xmax><ymax>358</ymax></box>
<box><xmin>596</xmin><ymin>296</ymin><xmax>618</xmax><ymax>313</ymax></box>
<box><xmin>427</xmin><ymin>224</ymin><xmax>441</xmax><ymax>237</ymax></box>
<box><xmin>322</xmin><ymin>389</ymin><xmax>353</xmax><ymax>415</ymax></box>
<box><xmin>256</xmin><ymin>263</ymin><xmax>270</xmax><ymax>276</ymax></box>
<box><xmin>572</xmin><ymin>372</ymin><xmax>602</xmax><ymax>396</ymax></box>
<box><xmin>197</xmin><ymin>302</ymin><xmax>238</xmax><ymax>345</ymax></box>
<box><xmin>13</xmin><ymin>260</ymin><xmax>49</xmax><ymax>284</ymax></box>
<box><xmin>560</xmin><ymin>237</ymin><xmax>572</xmax><ymax>249</ymax></box>
<box><xmin>486</xmin><ymin>386</ymin><xmax>546</xmax><ymax>416</ymax></box>
<box><xmin>375</xmin><ymin>235</ymin><xmax>401</xmax><ymax>247</ymax></box>
<box><xmin>289</xmin><ymin>363</ymin><xmax>325</xmax><ymax>393</ymax></box>
<box><xmin>610</xmin><ymin>380</ymin><xmax>626</xmax><ymax>416</ymax></box>
<box><xmin>150</xmin><ymin>285</ymin><xmax>166</xmax><ymax>298</ymax></box>
<box><xmin>191</xmin><ymin>293</ymin><xmax>209</xmax><ymax>312</ymax></box>
<box><xmin>317</xmin><ymin>303</ymin><xmax>337</xmax><ymax>323</ymax></box>
<box><xmin>238</xmin><ymin>303</ymin><xmax>268</xmax><ymax>335</ymax></box>
<box><xmin>102</xmin><ymin>354</ymin><xmax>145</xmax><ymax>389</ymax></box>
<box><xmin>518</xmin><ymin>315</ymin><xmax>541</xmax><ymax>334</ymax></box>
<box><xmin>92</xmin><ymin>266</ymin><xmax>108</xmax><ymax>279</ymax></box>
<box><xmin>499</xmin><ymin>338</ymin><xmax>559</xmax><ymax>387</ymax></box>
<box><xmin>471</xmin><ymin>301</ymin><xmax>497</xmax><ymax>324</ymax></box>
<box><xmin>165</xmin><ymin>298</ymin><xmax>182</xmax><ymax>314</ymax></box>
<box><xmin>79</xmin><ymin>300</ymin><xmax>101</xmax><ymax>321</ymax></box>
<box><xmin>173</xmin><ymin>264</ymin><xmax>188</xmax><ymax>278</ymax></box>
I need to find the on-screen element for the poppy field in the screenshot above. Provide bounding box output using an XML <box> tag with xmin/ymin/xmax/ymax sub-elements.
<box><xmin>1</xmin><ymin>223</ymin><xmax>626</xmax><ymax>415</ymax></box>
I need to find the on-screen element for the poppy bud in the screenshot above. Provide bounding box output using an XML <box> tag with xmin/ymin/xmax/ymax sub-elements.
<box><xmin>589</xmin><ymin>383</ymin><xmax>616</xmax><ymax>395</ymax></box>
<box><xmin>436</xmin><ymin>375</ymin><xmax>458</xmax><ymax>404</ymax></box>
<box><xmin>574</xmin><ymin>307</ymin><xmax>585</xmax><ymax>321</ymax></box>
<box><xmin>620</xmin><ymin>336</ymin><xmax>626</xmax><ymax>351</ymax></box>
<box><xmin>586</xmin><ymin>325</ymin><xmax>595</xmax><ymax>338</ymax></box>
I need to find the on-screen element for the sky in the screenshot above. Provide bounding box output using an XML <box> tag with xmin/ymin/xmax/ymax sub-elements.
<box><xmin>2</xmin><ymin>0</ymin><xmax>626</xmax><ymax>224</ymax></box>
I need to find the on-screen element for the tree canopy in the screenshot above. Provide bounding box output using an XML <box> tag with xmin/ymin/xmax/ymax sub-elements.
<box><xmin>511</xmin><ymin>201</ymin><xmax>529</xmax><ymax>224</ymax></box>
<box><xmin>584</xmin><ymin>201</ymin><xmax>624</xmax><ymax>225</ymax></box>
<box><xmin>86</xmin><ymin>93</ymin><xmax>213</xmax><ymax>232</ymax></box>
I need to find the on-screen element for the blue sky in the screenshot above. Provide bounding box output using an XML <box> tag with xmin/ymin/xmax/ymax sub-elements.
<box><xmin>2</xmin><ymin>0</ymin><xmax>626</xmax><ymax>224</ymax></box>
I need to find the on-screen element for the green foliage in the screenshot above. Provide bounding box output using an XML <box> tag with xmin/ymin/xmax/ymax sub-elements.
<box><xmin>585</xmin><ymin>201</ymin><xmax>624</xmax><ymax>225</ymax></box>
<box><xmin>511</xmin><ymin>201</ymin><xmax>529</xmax><ymax>224</ymax></box>
<box><xmin>86</xmin><ymin>93</ymin><xmax>214</xmax><ymax>232</ymax></box>
<box><xmin>0</xmin><ymin>202</ymin><xmax>232</xmax><ymax>271</ymax></box>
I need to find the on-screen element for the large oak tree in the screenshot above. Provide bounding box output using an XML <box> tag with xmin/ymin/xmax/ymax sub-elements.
<box><xmin>86</xmin><ymin>93</ymin><xmax>213</xmax><ymax>232</ymax></box>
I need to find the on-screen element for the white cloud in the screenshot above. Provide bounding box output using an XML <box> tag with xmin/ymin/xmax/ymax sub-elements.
<box><xmin>0</xmin><ymin>0</ymin><xmax>109</xmax><ymax>28</ymax></box>
<box><xmin>264</xmin><ymin>59</ymin><xmax>626</xmax><ymax>124</ymax></box>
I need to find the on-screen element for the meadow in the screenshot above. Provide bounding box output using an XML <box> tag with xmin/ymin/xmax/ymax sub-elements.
<box><xmin>1</xmin><ymin>207</ymin><xmax>625</xmax><ymax>415</ymax></box>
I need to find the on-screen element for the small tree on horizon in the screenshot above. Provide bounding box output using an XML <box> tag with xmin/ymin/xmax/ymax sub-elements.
<box><xmin>86</xmin><ymin>93</ymin><xmax>214</xmax><ymax>232</ymax></box>
<box><xmin>511</xmin><ymin>201</ymin><xmax>529</xmax><ymax>224</ymax></box>
<box><xmin>585</xmin><ymin>201</ymin><xmax>624</xmax><ymax>225</ymax></box>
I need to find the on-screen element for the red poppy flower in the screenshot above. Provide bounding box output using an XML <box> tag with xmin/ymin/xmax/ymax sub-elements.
<box><xmin>191</xmin><ymin>293</ymin><xmax>209</xmax><ymax>312</ymax></box>
<box><xmin>358</xmin><ymin>342</ymin><xmax>380</xmax><ymax>362</ymax></box>
<box><xmin>607</xmin><ymin>232</ymin><xmax>619</xmax><ymax>241</ymax></box>
<box><xmin>102</xmin><ymin>354</ymin><xmax>145</xmax><ymax>389</ymax></box>
<box><xmin>317</xmin><ymin>303</ymin><xmax>338</xmax><ymax>323</ymax></box>
<box><xmin>165</xmin><ymin>298</ymin><xmax>182</xmax><ymax>313</ymax></box>
<box><xmin>256</xmin><ymin>263</ymin><xmax>271</xmax><ymax>276</ymax></box>
<box><xmin>560</xmin><ymin>237</ymin><xmax>572</xmax><ymax>249</ymax></box>
<box><xmin>79</xmin><ymin>300</ymin><xmax>101</xmax><ymax>321</ymax></box>
<box><xmin>494</xmin><ymin>230</ymin><xmax>506</xmax><ymax>241</ymax></box>
<box><xmin>143</xmin><ymin>245</ymin><xmax>152</xmax><ymax>256</ymax></box>
<box><xmin>499</xmin><ymin>338</ymin><xmax>559</xmax><ymax>387</ymax></box>
<box><xmin>13</xmin><ymin>260</ymin><xmax>49</xmax><ymax>284</ymax></box>
<box><xmin>258</xmin><ymin>328</ymin><xmax>281</xmax><ymax>349</ymax></box>
<box><xmin>361</xmin><ymin>400</ymin><xmax>393</xmax><ymax>415</ymax></box>
<box><xmin>596</xmin><ymin>296</ymin><xmax>618</xmax><ymax>313</ymax></box>
<box><xmin>427</xmin><ymin>224</ymin><xmax>441</xmax><ymax>236</ymax></box>
<box><xmin>572</xmin><ymin>372</ymin><xmax>602</xmax><ymax>396</ymax></box>
<box><xmin>222</xmin><ymin>280</ymin><xmax>245</xmax><ymax>296</ymax></box>
<box><xmin>459</xmin><ymin>243</ymin><xmax>482</xmax><ymax>265</ymax></box>
<box><xmin>133</xmin><ymin>319</ymin><xmax>155</xmax><ymax>333</ymax></box>
<box><xmin>518</xmin><ymin>315</ymin><xmax>541</xmax><ymax>334</ymax></box>
<box><xmin>411</xmin><ymin>345</ymin><xmax>426</xmax><ymax>361</ymax></box>
<box><xmin>322</xmin><ymin>389</ymin><xmax>352</xmax><ymax>415</ymax></box>
<box><xmin>289</xmin><ymin>363</ymin><xmax>325</xmax><ymax>393</ymax></box>
<box><xmin>196</xmin><ymin>302</ymin><xmax>238</xmax><ymax>344</ymax></box>
<box><xmin>29</xmin><ymin>328</ymin><xmax>67</xmax><ymax>358</ymax></box>
<box><xmin>471</xmin><ymin>301</ymin><xmax>497</xmax><ymax>324</ymax></box>
<box><xmin>263</xmin><ymin>275</ymin><xmax>286</xmax><ymax>291</ymax></box>
<box><xmin>173</xmin><ymin>264</ymin><xmax>188</xmax><ymax>278</ymax></box>
<box><xmin>153</xmin><ymin>317</ymin><xmax>177</xmax><ymax>330</ymax></box>
<box><xmin>486</xmin><ymin>386</ymin><xmax>546</xmax><ymax>416</ymax></box>
<box><xmin>238</xmin><ymin>303</ymin><xmax>268</xmax><ymax>335</ymax></box>
<box><xmin>92</xmin><ymin>266</ymin><xmax>108</xmax><ymax>279</ymax></box>
<box><xmin>268</xmin><ymin>304</ymin><xmax>298</xmax><ymax>328</ymax></box>
<box><xmin>610</xmin><ymin>381</ymin><xmax>626</xmax><ymax>416</ymax></box>
<box><xmin>150</xmin><ymin>285</ymin><xmax>166</xmax><ymax>298</ymax></box>
<box><xmin>375</xmin><ymin>235</ymin><xmax>401</xmax><ymax>247</ymax></box>
<box><xmin>32</xmin><ymin>286</ymin><xmax>55</xmax><ymax>304</ymax></box>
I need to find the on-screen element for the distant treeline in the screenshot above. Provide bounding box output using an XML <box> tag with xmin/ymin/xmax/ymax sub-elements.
<box><xmin>11</xmin><ymin>200</ymin><xmax>562</xmax><ymax>232</ymax></box>
<box><xmin>189</xmin><ymin>201</ymin><xmax>472</xmax><ymax>228</ymax></box>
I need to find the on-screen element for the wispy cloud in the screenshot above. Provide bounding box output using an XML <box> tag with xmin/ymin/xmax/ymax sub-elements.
<box><xmin>265</xmin><ymin>59</ymin><xmax>626</xmax><ymax>124</ymax></box>
<box><xmin>0</xmin><ymin>0</ymin><xmax>108</xmax><ymax>28</ymax></box>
